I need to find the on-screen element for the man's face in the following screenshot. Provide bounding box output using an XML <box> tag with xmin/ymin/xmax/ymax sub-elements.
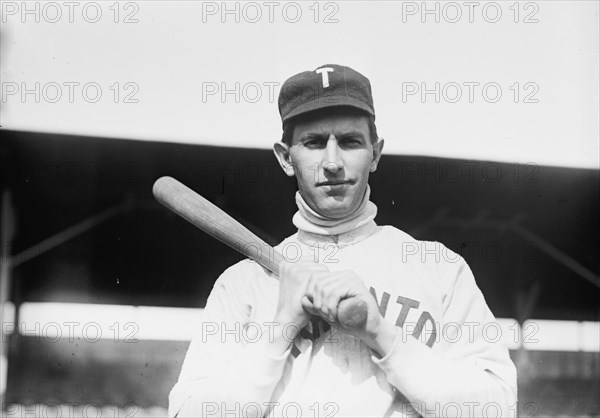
<box><xmin>274</xmin><ymin>112</ymin><xmax>384</xmax><ymax>219</ymax></box>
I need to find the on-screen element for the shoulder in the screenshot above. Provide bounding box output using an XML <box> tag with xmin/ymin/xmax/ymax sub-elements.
<box><xmin>377</xmin><ymin>225</ymin><xmax>461</xmax><ymax>259</ymax></box>
<box><xmin>206</xmin><ymin>258</ymin><xmax>277</xmax><ymax>317</ymax></box>
<box><xmin>376</xmin><ymin>224</ymin><xmax>418</xmax><ymax>243</ymax></box>
<box><xmin>215</xmin><ymin>258</ymin><xmax>273</xmax><ymax>287</ymax></box>
<box><xmin>214</xmin><ymin>230</ymin><xmax>300</xmax><ymax>287</ymax></box>
<box><xmin>376</xmin><ymin>224</ymin><xmax>470</xmax><ymax>283</ymax></box>
<box><xmin>374</xmin><ymin>226</ymin><xmax>486</xmax><ymax>313</ymax></box>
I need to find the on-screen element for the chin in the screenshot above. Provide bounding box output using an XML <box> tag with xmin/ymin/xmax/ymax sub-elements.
<box><xmin>317</xmin><ymin>199</ymin><xmax>355</xmax><ymax>219</ymax></box>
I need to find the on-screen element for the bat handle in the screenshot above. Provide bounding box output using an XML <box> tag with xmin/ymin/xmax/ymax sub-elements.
<box><xmin>272</xmin><ymin>254</ymin><xmax>368</xmax><ymax>329</ymax></box>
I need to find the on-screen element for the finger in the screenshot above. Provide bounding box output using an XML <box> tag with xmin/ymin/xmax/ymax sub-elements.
<box><xmin>310</xmin><ymin>273</ymin><xmax>323</xmax><ymax>314</ymax></box>
<box><xmin>325</xmin><ymin>288</ymin><xmax>343</xmax><ymax>322</ymax></box>
<box><xmin>311</xmin><ymin>275</ymin><xmax>342</xmax><ymax>322</ymax></box>
<box><xmin>301</xmin><ymin>295</ymin><xmax>315</xmax><ymax>314</ymax></box>
<box><xmin>305</xmin><ymin>271</ymin><xmax>333</xmax><ymax>319</ymax></box>
<box><xmin>304</xmin><ymin>269</ymin><xmax>325</xmax><ymax>300</ymax></box>
<box><xmin>330</xmin><ymin>271</ymin><xmax>365</xmax><ymax>299</ymax></box>
<box><xmin>316</xmin><ymin>280</ymin><xmax>339</xmax><ymax>322</ymax></box>
<box><xmin>322</xmin><ymin>271</ymin><xmax>365</xmax><ymax>322</ymax></box>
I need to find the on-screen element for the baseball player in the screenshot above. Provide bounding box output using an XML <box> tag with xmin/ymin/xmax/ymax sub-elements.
<box><xmin>169</xmin><ymin>64</ymin><xmax>517</xmax><ymax>417</ymax></box>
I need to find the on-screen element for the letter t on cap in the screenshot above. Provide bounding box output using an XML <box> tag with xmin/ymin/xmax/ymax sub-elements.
<box><xmin>316</xmin><ymin>67</ymin><xmax>334</xmax><ymax>88</ymax></box>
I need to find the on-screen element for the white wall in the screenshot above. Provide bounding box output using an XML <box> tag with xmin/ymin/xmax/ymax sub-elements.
<box><xmin>1</xmin><ymin>1</ymin><xmax>598</xmax><ymax>168</ymax></box>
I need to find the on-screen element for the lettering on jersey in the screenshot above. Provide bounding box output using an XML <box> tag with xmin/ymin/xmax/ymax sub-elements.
<box><xmin>291</xmin><ymin>318</ymin><xmax>333</xmax><ymax>358</ymax></box>
<box><xmin>299</xmin><ymin>318</ymin><xmax>331</xmax><ymax>341</ymax></box>
<box><xmin>371</xmin><ymin>287</ymin><xmax>391</xmax><ymax>316</ymax></box>
<box><xmin>370</xmin><ymin>287</ymin><xmax>437</xmax><ymax>348</ymax></box>
<box><xmin>394</xmin><ymin>295</ymin><xmax>420</xmax><ymax>328</ymax></box>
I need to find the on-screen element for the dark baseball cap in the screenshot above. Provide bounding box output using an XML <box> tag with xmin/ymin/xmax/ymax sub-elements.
<box><xmin>278</xmin><ymin>64</ymin><xmax>375</xmax><ymax>126</ymax></box>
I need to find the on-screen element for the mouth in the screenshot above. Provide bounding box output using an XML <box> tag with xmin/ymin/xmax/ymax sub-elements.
<box><xmin>317</xmin><ymin>180</ymin><xmax>354</xmax><ymax>187</ymax></box>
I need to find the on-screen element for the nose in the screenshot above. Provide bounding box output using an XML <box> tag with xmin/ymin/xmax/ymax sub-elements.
<box><xmin>323</xmin><ymin>134</ymin><xmax>343</xmax><ymax>173</ymax></box>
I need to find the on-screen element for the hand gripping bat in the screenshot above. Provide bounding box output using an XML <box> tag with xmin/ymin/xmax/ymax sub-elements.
<box><xmin>152</xmin><ymin>176</ymin><xmax>368</xmax><ymax>329</ymax></box>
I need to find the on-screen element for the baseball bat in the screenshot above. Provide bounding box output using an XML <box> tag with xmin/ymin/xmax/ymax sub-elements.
<box><xmin>152</xmin><ymin>176</ymin><xmax>368</xmax><ymax>329</ymax></box>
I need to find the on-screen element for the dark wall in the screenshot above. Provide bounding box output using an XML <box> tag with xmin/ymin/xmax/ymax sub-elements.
<box><xmin>1</xmin><ymin>130</ymin><xmax>598</xmax><ymax>320</ymax></box>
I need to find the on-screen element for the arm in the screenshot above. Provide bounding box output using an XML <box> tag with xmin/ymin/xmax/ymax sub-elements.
<box><xmin>169</xmin><ymin>259</ymin><xmax>330</xmax><ymax>418</ymax></box>
<box><xmin>369</xmin><ymin>254</ymin><xmax>518</xmax><ymax>417</ymax></box>
<box><xmin>168</xmin><ymin>262</ymin><xmax>292</xmax><ymax>418</ymax></box>
<box><xmin>303</xmin><ymin>249</ymin><xmax>517</xmax><ymax>417</ymax></box>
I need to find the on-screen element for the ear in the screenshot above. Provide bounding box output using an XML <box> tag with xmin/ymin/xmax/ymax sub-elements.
<box><xmin>369</xmin><ymin>138</ymin><xmax>385</xmax><ymax>172</ymax></box>
<box><xmin>273</xmin><ymin>142</ymin><xmax>295</xmax><ymax>177</ymax></box>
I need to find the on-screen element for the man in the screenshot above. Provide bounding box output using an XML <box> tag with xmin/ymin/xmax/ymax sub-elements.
<box><xmin>169</xmin><ymin>64</ymin><xmax>517</xmax><ymax>417</ymax></box>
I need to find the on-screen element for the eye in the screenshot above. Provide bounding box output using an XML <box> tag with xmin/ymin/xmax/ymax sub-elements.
<box><xmin>304</xmin><ymin>138</ymin><xmax>326</xmax><ymax>148</ymax></box>
<box><xmin>340</xmin><ymin>137</ymin><xmax>363</xmax><ymax>148</ymax></box>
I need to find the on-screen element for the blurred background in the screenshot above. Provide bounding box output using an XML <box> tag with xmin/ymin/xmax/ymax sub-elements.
<box><xmin>1</xmin><ymin>1</ymin><xmax>599</xmax><ymax>417</ymax></box>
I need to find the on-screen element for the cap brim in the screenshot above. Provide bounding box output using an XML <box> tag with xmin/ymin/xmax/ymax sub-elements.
<box><xmin>282</xmin><ymin>96</ymin><xmax>374</xmax><ymax>124</ymax></box>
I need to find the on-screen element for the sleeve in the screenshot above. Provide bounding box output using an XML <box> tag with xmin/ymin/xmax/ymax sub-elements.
<box><xmin>371</xmin><ymin>248</ymin><xmax>518</xmax><ymax>417</ymax></box>
<box><xmin>168</xmin><ymin>262</ymin><xmax>292</xmax><ymax>418</ymax></box>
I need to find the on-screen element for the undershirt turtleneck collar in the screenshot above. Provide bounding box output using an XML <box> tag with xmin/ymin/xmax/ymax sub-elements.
<box><xmin>292</xmin><ymin>185</ymin><xmax>379</xmax><ymax>247</ymax></box>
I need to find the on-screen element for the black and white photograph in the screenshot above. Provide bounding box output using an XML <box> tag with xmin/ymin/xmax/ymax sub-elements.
<box><xmin>1</xmin><ymin>1</ymin><xmax>599</xmax><ymax>417</ymax></box>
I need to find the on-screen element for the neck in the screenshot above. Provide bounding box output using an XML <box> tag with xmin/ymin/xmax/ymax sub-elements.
<box><xmin>292</xmin><ymin>185</ymin><xmax>378</xmax><ymax>246</ymax></box>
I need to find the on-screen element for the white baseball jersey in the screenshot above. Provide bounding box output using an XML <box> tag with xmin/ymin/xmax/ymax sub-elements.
<box><xmin>169</xmin><ymin>221</ymin><xmax>517</xmax><ymax>417</ymax></box>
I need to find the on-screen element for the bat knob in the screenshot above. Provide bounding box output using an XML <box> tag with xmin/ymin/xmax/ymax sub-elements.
<box><xmin>338</xmin><ymin>298</ymin><xmax>368</xmax><ymax>329</ymax></box>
